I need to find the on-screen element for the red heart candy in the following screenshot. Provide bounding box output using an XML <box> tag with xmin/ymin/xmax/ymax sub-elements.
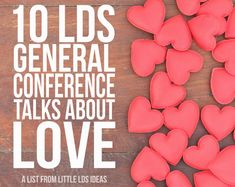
<box><xmin>211</xmin><ymin>68</ymin><xmax>235</xmax><ymax>104</ymax></box>
<box><xmin>176</xmin><ymin>0</ymin><xmax>200</xmax><ymax>16</ymax></box>
<box><xmin>128</xmin><ymin>96</ymin><xmax>164</xmax><ymax>133</ymax></box>
<box><xmin>131</xmin><ymin>146</ymin><xmax>170</xmax><ymax>183</ymax></box>
<box><xmin>166</xmin><ymin>170</ymin><xmax>192</xmax><ymax>187</ymax></box>
<box><xmin>131</xmin><ymin>39</ymin><xmax>167</xmax><ymax>77</ymax></box>
<box><xmin>150</xmin><ymin>72</ymin><xmax>186</xmax><ymax>109</ymax></box>
<box><xmin>194</xmin><ymin>171</ymin><xmax>229</xmax><ymax>187</ymax></box>
<box><xmin>188</xmin><ymin>14</ymin><xmax>225</xmax><ymax>51</ymax></box>
<box><xmin>149</xmin><ymin>129</ymin><xmax>188</xmax><ymax>165</ymax></box>
<box><xmin>201</xmin><ymin>105</ymin><xmax>235</xmax><ymax>141</ymax></box>
<box><xmin>166</xmin><ymin>49</ymin><xmax>204</xmax><ymax>85</ymax></box>
<box><xmin>209</xmin><ymin>146</ymin><xmax>235</xmax><ymax>185</ymax></box>
<box><xmin>138</xmin><ymin>181</ymin><xmax>156</xmax><ymax>187</ymax></box>
<box><xmin>183</xmin><ymin>135</ymin><xmax>220</xmax><ymax>170</ymax></box>
<box><xmin>154</xmin><ymin>15</ymin><xmax>192</xmax><ymax>51</ymax></box>
<box><xmin>127</xmin><ymin>0</ymin><xmax>165</xmax><ymax>34</ymax></box>
<box><xmin>234</xmin><ymin>130</ymin><xmax>235</xmax><ymax>141</ymax></box>
<box><xmin>213</xmin><ymin>17</ymin><xmax>227</xmax><ymax>36</ymax></box>
<box><xmin>163</xmin><ymin>100</ymin><xmax>199</xmax><ymax>137</ymax></box>
<box><xmin>197</xmin><ymin>0</ymin><xmax>233</xmax><ymax>18</ymax></box>
<box><xmin>212</xmin><ymin>40</ymin><xmax>235</xmax><ymax>76</ymax></box>
<box><xmin>226</xmin><ymin>8</ymin><xmax>235</xmax><ymax>38</ymax></box>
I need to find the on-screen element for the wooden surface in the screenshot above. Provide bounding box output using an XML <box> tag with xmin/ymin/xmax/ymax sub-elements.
<box><xmin>0</xmin><ymin>0</ymin><xmax>235</xmax><ymax>186</ymax></box>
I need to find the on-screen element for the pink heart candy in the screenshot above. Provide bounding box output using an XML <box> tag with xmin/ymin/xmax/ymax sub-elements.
<box><xmin>183</xmin><ymin>135</ymin><xmax>220</xmax><ymax>170</ymax></box>
<box><xmin>211</xmin><ymin>68</ymin><xmax>235</xmax><ymax>105</ymax></box>
<box><xmin>209</xmin><ymin>146</ymin><xmax>235</xmax><ymax>185</ymax></box>
<box><xmin>166</xmin><ymin>170</ymin><xmax>192</xmax><ymax>187</ymax></box>
<box><xmin>166</xmin><ymin>49</ymin><xmax>203</xmax><ymax>85</ymax></box>
<box><xmin>194</xmin><ymin>171</ymin><xmax>229</xmax><ymax>187</ymax></box>
<box><xmin>127</xmin><ymin>0</ymin><xmax>165</xmax><ymax>34</ymax></box>
<box><xmin>131</xmin><ymin>39</ymin><xmax>166</xmax><ymax>77</ymax></box>
<box><xmin>201</xmin><ymin>105</ymin><xmax>235</xmax><ymax>141</ymax></box>
<box><xmin>176</xmin><ymin>0</ymin><xmax>201</xmax><ymax>16</ymax></box>
<box><xmin>226</xmin><ymin>8</ymin><xmax>235</xmax><ymax>38</ymax></box>
<box><xmin>198</xmin><ymin>0</ymin><xmax>233</xmax><ymax>18</ymax></box>
<box><xmin>154</xmin><ymin>15</ymin><xmax>192</xmax><ymax>51</ymax></box>
<box><xmin>189</xmin><ymin>14</ymin><xmax>226</xmax><ymax>51</ymax></box>
<box><xmin>150</xmin><ymin>72</ymin><xmax>186</xmax><ymax>109</ymax></box>
<box><xmin>213</xmin><ymin>39</ymin><xmax>235</xmax><ymax>76</ymax></box>
<box><xmin>163</xmin><ymin>100</ymin><xmax>199</xmax><ymax>137</ymax></box>
<box><xmin>137</xmin><ymin>181</ymin><xmax>156</xmax><ymax>187</ymax></box>
<box><xmin>131</xmin><ymin>146</ymin><xmax>170</xmax><ymax>183</ymax></box>
<box><xmin>149</xmin><ymin>129</ymin><xmax>188</xmax><ymax>165</ymax></box>
<box><xmin>128</xmin><ymin>96</ymin><xmax>164</xmax><ymax>133</ymax></box>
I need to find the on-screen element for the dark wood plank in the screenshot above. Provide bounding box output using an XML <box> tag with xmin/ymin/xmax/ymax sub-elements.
<box><xmin>0</xmin><ymin>1</ymin><xmax>235</xmax><ymax>187</ymax></box>
<box><xmin>0</xmin><ymin>0</ymin><xmax>171</xmax><ymax>6</ymax></box>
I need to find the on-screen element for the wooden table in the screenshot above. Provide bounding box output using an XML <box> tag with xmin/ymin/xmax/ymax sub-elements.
<box><xmin>0</xmin><ymin>0</ymin><xmax>234</xmax><ymax>186</ymax></box>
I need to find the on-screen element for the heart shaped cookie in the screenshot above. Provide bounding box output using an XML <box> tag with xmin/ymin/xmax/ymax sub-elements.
<box><xmin>128</xmin><ymin>96</ymin><xmax>164</xmax><ymax>133</ymax></box>
<box><xmin>131</xmin><ymin>39</ymin><xmax>167</xmax><ymax>77</ymax></box>
<box><xmin>163</xmin><ymin>100</ymin><xmax>199</xmax><ymax>137</ymax></box>
<box><xmin>166</xmin><ymin>170</ymin><xmax>192</xmax><ymax>187</ymax></box>
<box><xmin>176</xmin><ymin>0</ymin><xmax>200</xmax><ymax>16</ymax></box>
<box><xmin>194</xmin><ymin>171</ymin><xmax>229</xmax><ymax>187</ymax></box>
<box><xmin>226</xmin><ymin>8</ymin><xmax>235</xmax><ymax>38</ymax></box>
<box><xmin>212</xmin><ymin>39</ymin><xmax>235</xmax><ymax>76</ymax></box>
<box><xmin>211</xmin><ymin>68</ymin><xmax>235</xmax><ymax>104</ymax></box>
<box><xmin>209</xmin><ymin>146</ymin><xmax>235</xmax><ymax>185</ymax></box>
<box><xmin>149</xmin><ymin>129</ymin><xmax>188</xmax><ymax>165</ymax></box>
<box><xmin>198</xmin><ymin>0</ymin><xmax>233</xmax><ymax>18</ymax></box>
<box><xmin>138</xmin><ymin>181</ymin><xmax>156</xmax><ymax>187</ymax></box>
<box><xmin>127</xmin><ymin>0</ymin><xmax>165</xmax><ymax>34</ymax></box>
<box><xmin>201</xmin><ymin>105</ymin><xmax>235</xmax><ymax>141</ymax></box>
<box><xmin>183</xmin><ymin>135</ymin><xmax>220</xmax><ymax>170</ymax></box>
<box><xmin>166</xmin><ymin>49</ymin><xmax>204</xmax><ymax>85</ymax></box>
<box><xmin>131</xmin><ymin>146</ymin><xmax>170</xmax><ymax>183</ymax></box>
<box><xmin>154</xmin><ymin>15</ymin><xmax>192</xmax><ymax>51</ymax></box>
<box><xmin>150</xmin><ymin>72</ymin><xmax>186</xmax><ymax>109</ymax></box>
<box><xmin>188</xmin><ymin>14</ymin><xmax>225</xmax><ymax>51</ymax></box>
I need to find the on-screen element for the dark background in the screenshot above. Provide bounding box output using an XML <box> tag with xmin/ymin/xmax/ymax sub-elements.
<box><xmin>0</xmin><ymin>0</ymin><xmax>235</xmax><ymax>186</ymax></box>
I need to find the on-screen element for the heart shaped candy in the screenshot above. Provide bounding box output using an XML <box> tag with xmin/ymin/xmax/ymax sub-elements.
<box><xmin>131</xmin><ymin>146</ymin><xmax>170</xmax><ymax>183</ymax></box>
<box><xmin>150</xmin><ymin>72</ymin><xmax>186</xmax><ymax>109</ymax></box>
<box><xmin>163</xmin><ymin>100</ymin><xmax>199</xmax><ymax>137</ymax></box>
<box><xmin>154</xmin><ymin>15</ymin><xmax>192</xmax><ymax>51</ymax></box>
<box><xmin>128</xmin><ymin>96</ymin><xmax>164</xmax><ymax>133</ymax></box>
<box><xmin>131</xmin><ymin>39</ymin><xmax>167</xmax><ymax>77</ymax></box>
<box><xmin>188</xmin><ymin>14</ymin><xmax>225</xmax><ymax>51</ymax></box>
<box><xmin>226</xmin><ymin>8</ymin><xmax>235</xmax><ymax>38</ymax></box>
<box><xmin>194</xmin><ymin>171</ymin><xmax>229</xmax><ymax>187</ymax></box>
<box><xmin>211</xmin><ymin>68</ymin><xmax>235</xmax><ymax>104</ymax></box>
<box><xmin>213</xmin><ymin>17</ymin><xmax>227</xmax><ymax>36</ymax></box>
<box><xmin>127</xmin><ymin>0</ymin><xmax>165</xmax><ymax>34</ymax></box>
<box><xmin>138</xmin><ymin>181</ymin><xmax>156</xmax><ymax>187</ymax></box>
<box><xmin>234</xmin><ymin>130</ymin><xmax>235</xmax><ymax>141</ymax></box>
<box><xmin>176</xmin><ymin>0</ymin><xmax>200</xmax><ymax>16</ymax></box>
<box><xmin>201</xmin><ymin>105</ymin><xmax>235</xmax><ymax>141</ymax></box>
<box><xmin>197</xmin><ymin>0</ymin><xmax>233</xmax><ymax>18</ymax></box>
<box><xmin>166</xmin><ymin>49</ymin><xmax>204</xmax><ymax>85</ymax></box>
<box><xmin>149</xmin><ymin>129</ymin><xmax>188</xmax><ymax>165</ymax></box>
<box><xmin>212</xmin><ymin>40</ymin><xmax>235</xmax><ymax>76</ymax></box>
<box><xmin>209</xmin><ymin>146</ymin><xmax>235</xmax><ymax>185</ymax></box>
<box><xmin>183</xmin><ymin>135</ymin><xmax>220</xmax><ymax>170</ymax></box>
<box><xmin>166</xmin><ymin>170</ymin><xmax>192</xmax><ymax>187</ymax></box>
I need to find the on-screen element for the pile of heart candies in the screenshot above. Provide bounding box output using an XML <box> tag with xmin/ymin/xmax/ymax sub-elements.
<box><xmin>127</xmin><ymin>0</ymin><xmax>235</xmax><ymax>186</ymax></box>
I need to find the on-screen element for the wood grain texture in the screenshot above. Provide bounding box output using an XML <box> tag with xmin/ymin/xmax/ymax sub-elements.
<box><xmin>0</xmin><ymin>0</ymin><xmax>173</xmax><ymax>6</ymax></box>
<box><xmin>0</xmin><ymin>0</ymin><xmax>234</xmax><ymax>186</ymax></box>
